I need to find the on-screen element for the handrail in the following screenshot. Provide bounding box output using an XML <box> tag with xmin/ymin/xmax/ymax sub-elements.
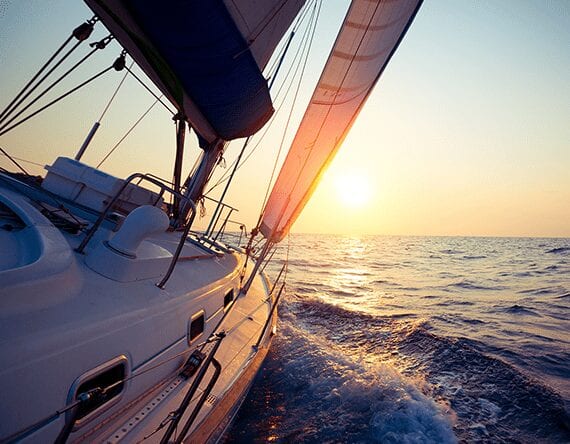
<box><xmin>74</xmin><ymin>172</ymin><xmax>198</xmax><ymax>289</ymax></box>
<box><xmin>76</xmin><ymin>172</ymin><xmax>192</xmax><ymax>254</ymax></box>
<box><xmin>202</xmin><ymin>195</ymin><xmax>239</xmax><ymax>239</ymax></box>
<box><xmin>156</xmin><ymin>201</ymin><xmax>197</xmax><ymax>289</ymax></box>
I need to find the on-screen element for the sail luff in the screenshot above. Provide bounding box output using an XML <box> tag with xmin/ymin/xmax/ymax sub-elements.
<box><xmin>260</xmin><ymin>0</ymin><xmax>423</xmax><ymax>242</ymax></box>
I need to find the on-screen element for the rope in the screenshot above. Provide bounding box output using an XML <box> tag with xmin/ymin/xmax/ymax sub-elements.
<box><xmin>98</xmin><ymin>60</ymin><xmax>134</xmax><ymax>122</ymax></box>
<box><xmin>125</xmin><ymin>66</ymin><xmax>175</xmax><ymax>115</ymax></box>
<box><xmin>0</xmin><ymin>155</ymin><xmax>45</xmax><ymax>168</ymax></box>
<box><xmin>0</xmin><ymin>147</ymin><xmax>29</xmax><ymax>175</ymax></box>
<box><xmin>0</xmin><ymin>16</ymin><xmax>98</xmax><ymax>125</ymax></box>
<box><xmin>259</xmin><ymin>0</ymin><xmax>322</xmax><ymax>217</ymax></box>
<box><xmin>0</xmin><ymin>65</ymin><xmax>114</xmax><ymax>137</ymax></box>
<box><xmin>274</xmin><ymin>0</ymin><xmax>385</xmax><ymax>228</ymax></box>
<box><xmin>96</xmin><ymin>96</ymin><xmax>162</xmax><ymax>168</ymax></box>
<box><xmin>0</xmin><ymin>35</ymin><xmax>114</xmax><ymax>134</ymax></box>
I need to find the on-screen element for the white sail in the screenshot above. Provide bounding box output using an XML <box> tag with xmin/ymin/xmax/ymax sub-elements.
<box><xmin>225</xmin><ymin>0</ymin><xmax>306</xmax><ymax>69</ymax></box>
<box><xmin>260</xmin><ymin>0</ymin><xmax>422</xmax><ymax>241</ymax></box>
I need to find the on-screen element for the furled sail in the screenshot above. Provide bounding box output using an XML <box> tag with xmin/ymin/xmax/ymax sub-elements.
<box><xmin>260</xmin><ymin>0</ymin><xmax>422</xmax><ymax>242</ymax></box>
<box><xmin>84</xmin><ymin>0</ymin><xmax>305</xmax><ymax>144</ymax></box>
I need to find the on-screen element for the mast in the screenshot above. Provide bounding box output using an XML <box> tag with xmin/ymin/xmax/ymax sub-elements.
<box><xmin>172</xmin><ymin>115</ymin><xmax>186</xmax><ymax>220</ymax></box>
<box><xmin>175</xmin><ymin>138</ymin><xmax>226</xmax><ymax>226</ymax></box>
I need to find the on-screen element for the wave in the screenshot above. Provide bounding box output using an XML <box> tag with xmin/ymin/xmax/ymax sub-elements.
<box><xmin>227</xmin><ymin>302</ymin><xmax>457</xmax><ymax>443</ymax></box>
<box><xmin>518</xmin><ymin>287</ymin><xmax>560</xmax><ymax>296</ymax></box>
<box><xmin>449</xmin><ymin>280</ymin><xmax>505</xmax><ymax>291</ymax></box>
<box><xmin>272</xmin><ymin>296</ymin><xmax>570</xmax><ymax>443</ymax></box>
<box><xmin>501</xmin><ymin>304</ymin><xmax>542</xmax><ymax>316</ymax></box>
<box><xmin>397</xmin><ymin>327</ymin><xmax>570</xmax><ymax>443</ymax></box>
<box><xmin>546</xmin><ymin>246</ymin><xmax>570</xmax><ymax>254</ymax></box>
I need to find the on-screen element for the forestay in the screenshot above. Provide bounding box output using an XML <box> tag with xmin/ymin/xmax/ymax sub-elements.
<box><xmin>85</xmin><ymin>0</ymin><xmax>305</xmax><ymax>144</ymax></box>
<box><xmin>260</xmin><ymin>0</ymin><xmax>422</xmax><ymax>242</ymax></box>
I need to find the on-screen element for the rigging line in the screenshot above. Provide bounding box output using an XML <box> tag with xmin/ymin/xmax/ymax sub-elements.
<box><xmin>0</xmin><ymin>17</ymin><xmax>97</xmax><ymax>124</ymax></box>
<box><xmin>0</xmin><ymin>147</ymin><xmax>28</xmax><ymax>175</ymax></box>
<box><xmin>100</xmin><ymin>335</ymin><xmax>223</xmax><ymax>398</ymax></box>
<box><xmin>0</xmin><ymin>155</ymin><xmax>44</xmax><ymax>168</ymax></box>
<box><xmin>209</xmin><ymin>2</ymin><xmax>317</xmax><ymax>193</ymax></box>
<box><xmin>125</xmin><ymin>66</ymin><xmax>175</xmax><ymax>115</ymax></box>
<box><xmin>0</xmin><ymin>37</ymin><xmax>76</xmax><ymax>123</ymax></box>
<box><xmin>0</xmin><ymin>35</ymin><xmax>113</xmax><ymax>133</ymax></box>
<box><xmin>247</xmin><ymin>0</ymin><xmax>312</xmax><ymax>46</ymax></box>
<box><xmin>98</xmin><ymin>59</ymin><xmax>134</xmax><ymax>122</ymax></box>
<box><xmin>264</xmin><ymin>0</ymin><xmax>316</xmax><ymax>76</ymax></box>
<box><xmin>258</xmin><ymin>0</ymin><xmax>322</xmax><ymax>220</ymax></box>
<box><xmin>0</xmin><ymin>397</ymin><xmax>85</xmax><ymax>444</ymax></box>
<box><xmin>205</xmin><ymin>1</ymin><xmax>319</xmax><ymax>194</ymax></box>
<box><xmin>285</xmin><ymin>230</ymin><xmax>291</xmax><ymax>280</ymax></box>
<box><xmin>0</xmin><ymin>40</ymin><xmax>84</xmax><ymax>127</ymax></box>
<box><xmin>204</xmin><ymin>137</ymin><xmax>252</xmax><ymax>238</ymax></box>
<box><xmin>0</xmin><ymin>65</ymin><xmax>114</xmax><ymax>138</ymax></box>
<box><xmin>259</xmin><ymin>244</ymin><xmax>278</xmax><ymax>275</ymax></box>
<box><xmin>96</xmin><ymin>96</ymin><xmax>162</xmax><ymax>168</ymax></box>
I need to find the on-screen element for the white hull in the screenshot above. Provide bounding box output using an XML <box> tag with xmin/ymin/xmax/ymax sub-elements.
<box><xmin>0</xmin><ymin>167</ymin><xmax>276</xmax><ymax>443</ymax></box>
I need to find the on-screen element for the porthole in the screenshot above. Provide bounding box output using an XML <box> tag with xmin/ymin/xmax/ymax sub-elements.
<box><xmin>224</xmin><ymin>289</ymin><xmax>234</xmax><ymax>309</ymax></box>
<box><xmin>189</xmin><ymin>311</ymin><xmax>205</xmax><ymax>343</ymax></box>
<box><xmin>68</xmin><ymin>355</ymin><xmax>129</xmax><ymax>427</ymax></box>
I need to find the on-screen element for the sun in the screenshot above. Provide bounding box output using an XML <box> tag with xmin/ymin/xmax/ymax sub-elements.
<box><xmin>333</xmin><ymin>171</ymin><xmax>373</xmax><ymax>208</ymax></box>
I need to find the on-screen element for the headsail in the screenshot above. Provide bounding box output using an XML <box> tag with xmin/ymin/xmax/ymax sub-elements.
<box><xmin>260</xmin><ymin>0</ymin><xmax>422</xmax><ymax>242</ymax></box>
<box><xmin>84</xmin><ymin>0</ymin><xmax>305</xmax><ymax>143</ymax></box>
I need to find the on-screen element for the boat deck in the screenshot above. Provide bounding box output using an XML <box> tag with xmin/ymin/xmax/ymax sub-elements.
<box><xmin>0</xmin><ymin>175</ymin><xmax>274</xmax><ymax>443</ymax></box>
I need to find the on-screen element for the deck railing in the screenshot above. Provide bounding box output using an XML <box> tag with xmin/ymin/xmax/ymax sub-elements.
<box><xmin>74</xmin><ymin>172</ymin><xmax>196</xmax><ymax>288</ymax></box>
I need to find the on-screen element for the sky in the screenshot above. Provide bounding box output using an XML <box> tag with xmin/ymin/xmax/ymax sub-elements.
<box><xmin>0</xmin><ymin>0</ymin><xmax>569</xmax><ymax>238</ymax></box>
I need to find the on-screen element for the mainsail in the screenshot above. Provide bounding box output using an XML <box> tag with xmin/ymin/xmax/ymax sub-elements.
<box><xmin>85</xmin><ymin>0</ymin><xmax>305</xmax><ymax>143</ymax></box>
<box><xmin>260</xmin><ymin>0</ymin><xmax>422</xmax><ymax>242</ymax></box>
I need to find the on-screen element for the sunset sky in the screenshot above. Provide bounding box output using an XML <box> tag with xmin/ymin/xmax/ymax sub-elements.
<box><xmin>0</xmin><ymin>0</ymin><xmax>568</xmax><ymax>237</ymax></box>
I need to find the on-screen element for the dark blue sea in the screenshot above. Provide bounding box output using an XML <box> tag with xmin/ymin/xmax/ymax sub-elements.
<box><xmin>224</xmin><ymin>235</ymin><xmax>570</xmax><ymax>443</ymax></box>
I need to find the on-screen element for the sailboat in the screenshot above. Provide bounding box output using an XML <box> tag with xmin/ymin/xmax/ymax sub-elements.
<box><xmin>0</xmin><ymin>1</ymin><xmax>422</xmax><ymax>443</ymax></box>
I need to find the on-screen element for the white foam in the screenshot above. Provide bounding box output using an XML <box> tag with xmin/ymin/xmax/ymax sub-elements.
<box><xmin>277</xmin><ymin>318</ymin><xmax>458</xmax><ymax>443</ymax></box>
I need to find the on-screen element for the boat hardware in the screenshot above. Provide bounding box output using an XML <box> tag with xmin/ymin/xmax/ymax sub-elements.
<box><xmin>76</xmin><ymin>56</ymin><xmax>133</xmax><ymax>162</ymax></box>
<box><xmin>0</xmin><ymin>16</ymin><xmax>98</xmax><ymax>125</ymax></box>
<box><xmin>0</xmin><ymin>35</ymin><xmax>116</xmax><ymax>137</ymax></box>
<box><xmin>176</xmin><ymin>358</ymin><xmax>222</xmax><ymax>443</ymax></box>
<box><xmin>179</xmin><ymin>350</ymin><xmax>206</xmax><ymax>380</ymax></box>
<box><xmin>54</xmin><ymin>388</ymin><xmax>104</xmax><ymax>444</ymax></box>
<box><xmin>159</xmin><ymin>332</ymin><xmax>225</xmax><ymax>444</ymax></box>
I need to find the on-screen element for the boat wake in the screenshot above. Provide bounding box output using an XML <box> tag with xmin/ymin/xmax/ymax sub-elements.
<box><xmin>226</xmin><ymin>297</ymin><xmax>456</xmax><ymax>443</ymax></box>
<box><xmin>226</xmin><ymin>294</ymin><xmax>570</xmax><ymax>443</ymax></box>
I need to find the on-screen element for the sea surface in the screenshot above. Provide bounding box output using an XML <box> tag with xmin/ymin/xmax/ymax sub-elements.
<box><xmin>223</xmin><ymin>235</ymin><xmax>570</xmax><ymax>443</ymax></box>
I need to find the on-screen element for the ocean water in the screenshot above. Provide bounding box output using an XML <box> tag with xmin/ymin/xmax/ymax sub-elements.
<box><xmin>224</xmin><ymin>235</ymin><xmax>570</xmax><ymax>443</ymax></box>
